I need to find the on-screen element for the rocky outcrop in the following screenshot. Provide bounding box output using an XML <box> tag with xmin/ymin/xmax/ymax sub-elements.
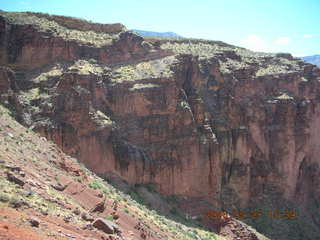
<box><xmin>1</xmin><ymin>11</ymin><xmax>320</xmax><ymax>239</ymax></box>
<box><xmin>93</xmin><ymin>218</ymin><xmax>121</xmax><ymax>234</ymax></box>
<box><xmin>0</xmin><ymin>12</ymin><xmax>169</xmax><ymax>70</ymax></box>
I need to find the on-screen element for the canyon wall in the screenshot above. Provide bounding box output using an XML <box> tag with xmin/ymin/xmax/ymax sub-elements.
<box><xmin>1</xmin><ymin>12</ymin><xmax>320</xmax><ymax>215</ymax></box>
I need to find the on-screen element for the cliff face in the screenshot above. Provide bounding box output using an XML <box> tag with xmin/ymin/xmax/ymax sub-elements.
<box><xmin>0</xmin><ymin>12</ymin><xmax>169</xmax><ymax>70</ymax></box>
<box><xmin>0</xmin><ymin>104</ymin><xmax>232</xmax><ymax>240</ymax></box>
<box><xmin>1</xmin><ymin>12</ymin><xmax>320</xmax><ymax>236</ymax></box>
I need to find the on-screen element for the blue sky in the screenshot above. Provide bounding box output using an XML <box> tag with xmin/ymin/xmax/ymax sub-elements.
<box><xmin>1</xmin><ymin>0</ymin><xmax>319</xmax><ymax>56</ymax></box>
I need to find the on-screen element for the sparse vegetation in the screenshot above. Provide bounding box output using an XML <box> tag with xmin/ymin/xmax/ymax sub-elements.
<box><xmin>32</xmin><ymin>64</ymin><xmax>64</xmax><ymax>83</ymax></box>
<box><xmin>111</xmin><ymin>56</ymin><xmax>178</xmax><ymax>83</ymax></box>
<box><xmin>0</xmin><ymin>12</ymin><xmax>122</xmax><ymax>47</ymax></box>
<box><xmin>158</xmin><ymin>38</ymin><xmax>303</xmax><ymax>76</ymax></box>
<box><xmin>89</xmin><ymin>110</ymin><xmax>114</xmax><ymax>129</ymax></box>
<box><xmin>88</xmin><ymin>179</ymin><xmax>105</xmax><ymax>190</ymax></box>
<box><xmin>68</xmin><ymin>59</ymin><xmax>110</xmax><ymax>75</ymax></box>
<box><xmin>105</xmin><ymin>214</ymin><xmax>114</xmax><ymax>221</ymax></box>
<box><xmin>0</xmin><ymin>193</ymin><xmax>10</xmax><ymax>202</ymax></box>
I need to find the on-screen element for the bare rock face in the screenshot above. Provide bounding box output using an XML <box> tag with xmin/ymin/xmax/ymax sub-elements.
<box><xmin>1</xmin><ymin>12</ymin><xmax>320</xmax><ymax>237</ymax></box>
<box><xmin>0</xmin><ymin>66</ymin><xmax>18</xmax><ymax>108</ymax></box>
<box><xmin>0</xmin><ymin>66</ymin><xmax>16</xmax><ymax>93</ymax></box>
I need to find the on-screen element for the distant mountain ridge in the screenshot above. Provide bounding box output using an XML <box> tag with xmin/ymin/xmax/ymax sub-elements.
<box><xmin>301</xmin><ymin>55</ymin><xmax>320</xmax><ymax>66</ymax></box>
<box><xmin>132</xmin><ymin>29</ymin><xmax>182</xmax><ymax>38</ymax></box>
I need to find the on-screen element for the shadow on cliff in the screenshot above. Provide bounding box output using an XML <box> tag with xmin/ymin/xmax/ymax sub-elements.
<box><xmin>100</xmin><ymin>172</ymin><xmax>219</xmax><ymax>234</ymax></box>
<box><xmin>101</xmin><ymin>171</ymin><xmax>320</xmax><ymax>240</ymax></box>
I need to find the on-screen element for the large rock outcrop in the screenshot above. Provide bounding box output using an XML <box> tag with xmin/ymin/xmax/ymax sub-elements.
<box><xmin>0</xmin><ymin>12</ymin><xmax>169</xmax><ymax>70</ymax></box>
<box><xmin>1</xmin><ymin>11</ymin><xmax>320</xmax><ymax>239</ymax></box>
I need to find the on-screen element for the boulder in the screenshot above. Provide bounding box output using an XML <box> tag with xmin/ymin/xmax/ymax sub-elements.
<box><xmin>6</xmin><ymin>172</ymin><xmax>25</xmax><ymax>186</ymax></box>
<box><xmin>90</xmin><ymin>198</ymin><xmax>106</xmax><ymax>213</ymax></box>
<box><xmin>27</xmin><ymin>218</ymin><xmax>40</xmax><ymax>227</ymax></box>
<box><xmin>81</xmin><ymin>212</ymin><xmax>94</xmax><ymax>222</ymax></box>
<box><xmin>51</xmin><ymin>183</ymin><xmax>68</xmax><ymax>191</ymax></box>
<box><xmin>92</xmin><ymin>218</ymin><xmax>120</xmax><ymax>234</ymax></box>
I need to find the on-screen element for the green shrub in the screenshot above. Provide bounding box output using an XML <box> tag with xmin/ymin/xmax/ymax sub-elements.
<box><xmin>88</xmin><ymin>58</ymin><xmax>97</xmax><ymax>64</ymax></box>
<box><xmin>105</xmin><ymin>215</ymin><xmax>113</xmax><ymax>221</ymax></box>
<box><xmin>128</xmin><ymin>190</ymin><xmax>145</xmax><ymax>205</ymax></box>
<box><xmin>88</xmin><ymin>180</ymin><xmax>104</xmax><ymax>190</ymax></box>
<box><xmin>0</xmin><ymin>193</ymin><xmax>10</xmax><ymax>202</ymax></box>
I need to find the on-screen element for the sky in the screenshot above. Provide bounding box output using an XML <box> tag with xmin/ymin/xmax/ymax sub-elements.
<box><xmin>1</xmin><ymin>0</ymin><xmax>319</xmax><ymax>56</ymax></box>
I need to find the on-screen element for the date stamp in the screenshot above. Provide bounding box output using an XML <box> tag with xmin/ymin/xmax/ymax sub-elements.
<box><xmin>204</xmin><ymin>209</ymin><xmax>297</xmax><ymax>220</ymax></box>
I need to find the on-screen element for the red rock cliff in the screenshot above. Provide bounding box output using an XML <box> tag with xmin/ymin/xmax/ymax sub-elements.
<box><xmin>1</xmin><ymin>12</ymin><xmax>320</xmax><ymax>221</ymax></box>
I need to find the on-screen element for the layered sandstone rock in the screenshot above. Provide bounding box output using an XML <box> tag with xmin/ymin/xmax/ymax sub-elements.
<box><xmin>1</xmin><ymin>12</ymin><xmax>320</xmax><ymax>234</ymax></box>
<box><xmin>0</xmin><ymin>12</ymin><xmax>169</xmax><ymax>70</ymax></box>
